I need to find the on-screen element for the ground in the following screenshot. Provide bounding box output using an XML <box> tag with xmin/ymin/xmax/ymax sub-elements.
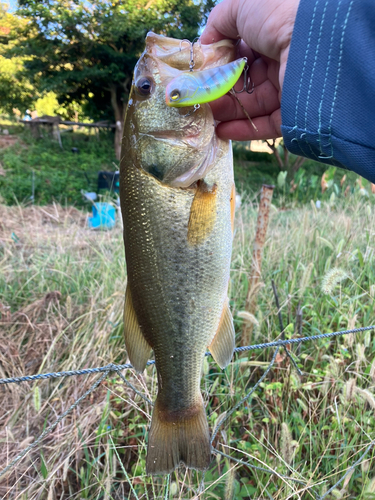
<box><xmin>0</xmin><ymin>134</ymin><xmax>18</xmax><ymax>150</ymax></box>
<box><xmin>1</xmin><ymin>198</ymin><xmax>375</xmax><ymax>499</ymax></box>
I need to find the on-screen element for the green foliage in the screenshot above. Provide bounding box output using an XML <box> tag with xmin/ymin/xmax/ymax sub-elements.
<box><xmin>0</xmin><ymin>3</ymin><xmax>35</xmax><ymax>113</ymax></box>
<box><xmin>233</xmin><ymin>142</ymin><xmax>277</xmax><ymax>191</ymax></box>
<box><xmin>34</xmin><ymin>91</ymin><xmax>60</xmax><ymax>117</ymax></box>
<box><xmin>233</xmin><ymin>141</ymin><xmax>370</xmax><ymax>206</ymax></box>
<box><xmin>1</xmin><ymin>128</ymin><xmax>371</xmax><ymax>208</ymax></box>
<box><xmin>0</xmin><ymin>127</ymin><xmax>117</xmax><ymax>205</ymax></box>
<box><xmin>8</xmin><ymin>0</ymin><xmax>214</xmax><ymax>122</ymax></box>
<box><xmin>0</xmin><ymin>4</ymin><xmax>86</xmax><ymax>118</ymax></box>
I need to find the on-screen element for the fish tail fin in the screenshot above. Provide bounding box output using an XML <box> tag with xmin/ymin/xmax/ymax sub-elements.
<box><xmin>146</xmin><ymin>396</ymin><xmax>211</xmax><ymax>475</ymax></box>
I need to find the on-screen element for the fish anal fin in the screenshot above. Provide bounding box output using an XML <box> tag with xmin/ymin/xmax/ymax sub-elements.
<box><xmin>146</xmin><ymin>397</ymin><xmax>211</xmax><ymax>474</ymax></box>
<box><xmin>187</xmin><ymin>181</ymin><xmax>217</xmax><ymax>246</ymax></box>
<box><xmin>208</xmin><ymin>300</ymin><xmax>235</xmax><ymax>369</ymax></box>
<box><xmin>124</xmin><ymin>286</ymin><xmax>152</xmax><ymax>373</ymax></box>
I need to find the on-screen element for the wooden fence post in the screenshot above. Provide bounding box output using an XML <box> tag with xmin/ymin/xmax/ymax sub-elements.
<box><xmin>241</xmin><ymin>184</ymin><xmax>275</xmax><ymax>347</ymax></box>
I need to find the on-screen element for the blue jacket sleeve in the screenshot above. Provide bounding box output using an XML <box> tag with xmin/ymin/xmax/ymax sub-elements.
<box><xmin>281</xmin><ymin>0</ymin><xmax>375</xmax><ymax>183</ymax></box>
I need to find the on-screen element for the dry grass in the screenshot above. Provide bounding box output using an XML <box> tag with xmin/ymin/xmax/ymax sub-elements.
<box><xmin>0</xmin><ymin>197</ymin><xmax>374</xmax><ymax>499</ymax></box>
<box><xmin>0</xmin><ymin>204</ymin><xmax>132</xmax><ymax>498</ymax></box>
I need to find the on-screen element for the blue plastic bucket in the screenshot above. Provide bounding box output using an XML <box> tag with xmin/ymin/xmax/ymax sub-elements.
<box><xmin>88</xmin><ymin>202</ymin><xmax>116</xmax><ymax>229</ymax></box>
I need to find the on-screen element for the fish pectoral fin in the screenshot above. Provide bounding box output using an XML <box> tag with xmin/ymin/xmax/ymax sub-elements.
<box><xmin>124</xmin><ymin>286</ymin><xmax>152</xmax><ymax>373</ymax></box>
<box><xmin>187</xmin><ymin>180</ymin><xmax>217</xmax><ymax>246</ymax></box>
<box><xmin>208</xmin><ymin>300</ymin><xmax>235</xmax><ymax>369</ymax></box>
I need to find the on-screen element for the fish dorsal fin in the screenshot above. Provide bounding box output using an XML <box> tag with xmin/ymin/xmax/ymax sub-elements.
<box><xmin>208</xmin><ymin>300</ymin><xmax>235</xmax><ymax>369</ymax></box>
<box><xmin>124</xmin><ymin>286</ymin><xmax>152</xmax><ymax>373</ymax></box>
<box><xmin>187</xmin><ymin>181</ymin><xmax>217</xmax><ymax>246</ymax></box>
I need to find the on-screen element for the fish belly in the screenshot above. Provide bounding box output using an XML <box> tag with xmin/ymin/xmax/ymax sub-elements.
<box><xmin>121</xmin><ymin>141</ymin><xmax>234</xmax><ymax>473</ymax></box>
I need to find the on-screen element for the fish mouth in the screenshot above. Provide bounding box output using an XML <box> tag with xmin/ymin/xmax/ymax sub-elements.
<box><xmin>136</xmin><ymin>102</ymin><xmax>216</xmax><ymax>188</ymax></box>
<box><xmin>129</xmin><ymin>33</ymin><xmax>233</xmax><ymax>189</ymax></box>
<box><xmin>147</xmin><ymin>32</ymin><xmax>236</xmax><ymax>72</ymax></box>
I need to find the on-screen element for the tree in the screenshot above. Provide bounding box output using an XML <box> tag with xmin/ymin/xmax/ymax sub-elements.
<box><xmin>265</xmin><ymin>139</ymin><xmax>307</xmax><ymax>174</ymax></box>
<box><xmin>0</xmin><ymin>3</ymin><xmax>34</xmax><ymax>113</ymax></box>
<box><xmin>10</xmin><ymin>0</ymin><xmax>214</xmax><ymax>157</ymax></box>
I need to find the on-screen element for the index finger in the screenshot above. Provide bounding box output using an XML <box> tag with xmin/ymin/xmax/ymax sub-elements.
<box><xmin>200</xmin><ymin>1</ymin><xmax>240</xmax><ymax>44</ymax></box>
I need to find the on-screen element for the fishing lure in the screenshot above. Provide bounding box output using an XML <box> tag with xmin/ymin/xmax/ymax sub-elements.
<box><xmin>166</xmin><ymin>57</ymin><xmax>247</xmax><ymax>107</ymax></box>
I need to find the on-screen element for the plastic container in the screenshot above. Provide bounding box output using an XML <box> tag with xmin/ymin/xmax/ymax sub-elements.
<box><xmin>87</xmin><ymin>202</ymin><xmax>116</xmax><ymax>230</ymax></box>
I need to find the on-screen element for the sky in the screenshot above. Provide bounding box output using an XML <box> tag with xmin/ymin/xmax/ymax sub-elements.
<box><xmin>6</xmin><ymin>0</ymin><xmax>18</xmax><ymax>12</ymax></box>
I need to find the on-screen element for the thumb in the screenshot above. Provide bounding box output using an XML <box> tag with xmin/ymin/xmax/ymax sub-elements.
<box><xmin>201</xmin><ymin>0</ymin><xmax>298</xmax><ymax>62</ymax></box>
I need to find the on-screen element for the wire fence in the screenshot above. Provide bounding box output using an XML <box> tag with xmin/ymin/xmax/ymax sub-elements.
<box><xmin>1</xmin><ymin>324</ymin><xmax>375</xmax><ymax>499</ymax></box>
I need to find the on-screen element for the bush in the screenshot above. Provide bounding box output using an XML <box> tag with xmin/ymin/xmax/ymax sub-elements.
<box><xmin>0</xmin><ymin>127</ymin><xmax>118</xmax><ymax>206</ymax></box>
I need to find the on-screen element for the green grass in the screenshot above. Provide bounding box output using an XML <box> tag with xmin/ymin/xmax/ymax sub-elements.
<box><xmin>1</xmin><ymin>119</ymin><xmax>371</xmax><ymax>210</ymax></box>
<box><xmin>232</xmin><ymin>142</ymin><xmax>371</xmax><ymax>206</ymax></box>
<box><xmin>0</xmin><ymin>120</ymin><xmax>118</xmax><ymax>207</ymax></box>
<box><xmin>1</xmin><ymin>193</ymin><xmax>374</xmax><ymax>499</ymax></box>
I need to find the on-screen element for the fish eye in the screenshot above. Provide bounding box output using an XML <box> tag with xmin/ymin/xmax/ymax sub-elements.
<box><xmin>170</xmin><ymin>89</ymin><xmax>180</xmax><ymax>101</ymax></box>
<box><xmin>136</xmin><ymin>77</ymin><xmax>154</xmax><ymax>96</ymax></box>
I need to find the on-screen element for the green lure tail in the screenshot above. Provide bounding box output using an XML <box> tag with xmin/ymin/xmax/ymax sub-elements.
<box><xmin>165</xmin><ymin>57</ymin><xmax>247</xmax><ymax>108</ymax></box>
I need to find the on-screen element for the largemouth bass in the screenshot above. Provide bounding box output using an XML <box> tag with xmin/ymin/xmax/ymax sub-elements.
<box><xmin>120</xmin><ymin>32</ymin><xmax>236</xmax><ymax>475</ymax></box>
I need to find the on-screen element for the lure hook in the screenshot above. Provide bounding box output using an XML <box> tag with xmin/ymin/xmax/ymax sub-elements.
<box><xmin>182</xmin><ymin>103</ymin><xmax>200</xmax><ymax>117</ymax></box>
<box><xmin>233</xmin><ymin>64</ymin><xmax>255</xmax><ymax>94</ymax></box>
<box><xmin>179</xmin><ymin>37</ymin><xmax>200</xmax><ymax>72</ymax></box>
<box><xmin>189</xmin><ymin>37</ymin><xmax>201</xmax><ymax>72</ymax></box>
<box><xmin>191</xmin><ymin>36</ymin><xmax>201</xmax><ymax>49</ymax></box>
<box><xmin>189</xmin><ymin>45</ymin><xmax>195</xmax><ymax>71</ymax></box>
<box><xmin>179</xmin><ymin>39</ymin><xmax>191</xmax><ymax>51</ymax></box>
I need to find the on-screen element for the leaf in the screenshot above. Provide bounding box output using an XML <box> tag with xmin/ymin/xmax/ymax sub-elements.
<box><xmin>277</xmin><ymin>171</ymin><xmax>287</xmax><ymax>190</ymax></box>
<box><xmin>33</xmin><ymin>386</ymin><xmax>41</xmax><ymax>412</ymax></box>
<box><xmin>325</xmin><ymin>166</ymin><xmax>337</xmax><ymax>181</ymax></box>
<box><xmin>275</xmin><ymin>352</ymin><xmax>286</xmax><ymax>363</ymax></box>
<box><xmin>357</xmin><ymin>248</ymin><xmax>364</xmax><ymax>267</ymax></box>
<box><xmin>318</xmin><ymin>236</ymin><xmax>334</xmax><ymax>251</ymax></box>
<box><xmin>40</xmin><ymin>452</ymin><xmax>48</xmax><ymax>479</ymax></box>
<box><xmin>212</xmin><ymin>411</ymin><xmax>228</xmax><ymax>438</ymax></box>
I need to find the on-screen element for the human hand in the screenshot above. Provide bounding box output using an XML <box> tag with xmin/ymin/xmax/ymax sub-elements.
<box><xmin>200</xmin><ymin>0</ymin><xmax>300</xmax><ymax>141</ymax></box>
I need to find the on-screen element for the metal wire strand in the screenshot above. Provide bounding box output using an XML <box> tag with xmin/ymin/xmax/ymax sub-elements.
<box><xmin>212</xmin><ymin>448</ymin><xmax>307</xmax><ymax>486</ymax></box>
<box><xmin>211</xmin><ymin>347</ymin><xmax>279</xmax><ymax>444</ymax></box>
<box><xmin>0</xmin><ymin>368</ymin><xmax>111</xmax><ymax>480</ymax></box>
<box><xmin>319</xmin><ymin>438</ymin><xmax>375</xmax><ymax>500</ymax></box>
<box><xmin>1</xmin><ymin>325</ymin><xmax>373</xmax><ymax>385</ymax></box>
<box><xmin>1</xmin><ymin>325</ymin><xmax>374</xmax><ymax>489</ymax></box>
<box><xmin>116</xmin><ymin>369</ymin><xmax>153</xmax><ymax>406</ymax></box>
<box><xmin>271</xmin><ymin>279</ymin><xmax>303</xmax><ymax>376</ymax></box>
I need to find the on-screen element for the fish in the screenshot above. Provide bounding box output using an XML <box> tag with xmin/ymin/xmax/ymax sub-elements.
<box><xmin>165</xmin><ymin>57</ymin><xmax>247</xmax><ymax>107</ymax></box>
<box><xmin>119</xmin><ymin>32</ymin><xmax>237</xmax><ymax>475</ymax></box>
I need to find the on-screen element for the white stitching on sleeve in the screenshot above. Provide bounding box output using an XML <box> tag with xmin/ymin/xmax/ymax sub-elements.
<box><xmin>327</xmin><ymin>0</ymin><xmax>354</xmax><ymax>158</ymax></box>
<box><xmin>293</xmin><ymin>0</ymin><xmax>319</xmax><ymax>133</ymax></box>
<box><xmin>317</xmin><ymin>1</ymin><xmax>342</xmax><ymax>155</ymax></box>
<box><xmin>304</xmin><ymin>0</ymin><xmax>329</xmax><ymax>160</ymax></box>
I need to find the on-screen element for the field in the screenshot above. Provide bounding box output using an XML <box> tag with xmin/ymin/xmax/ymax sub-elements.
<box><xmin>1</xmin><ymin>117</ymin><xmax>370</xmax><ymax>209</ymax></box>
<box><xmin>1</xmin><ymin>188</ymin><xmax>375</xmax><ymax>498</ymax></box>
